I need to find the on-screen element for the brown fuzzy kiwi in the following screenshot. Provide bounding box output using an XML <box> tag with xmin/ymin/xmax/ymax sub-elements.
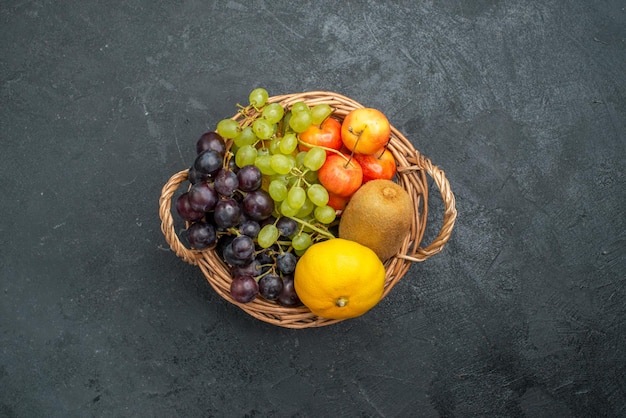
<box><xmin>338</xmin><ymin>179</ymin><xmax>414</xmax><ymax>261</ymax></box>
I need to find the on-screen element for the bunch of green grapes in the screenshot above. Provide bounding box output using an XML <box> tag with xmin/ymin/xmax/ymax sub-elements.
<box><xmin>213</xmin><ymin>88</ymin><xmax>337</xmax><ymax>254</ymax></box>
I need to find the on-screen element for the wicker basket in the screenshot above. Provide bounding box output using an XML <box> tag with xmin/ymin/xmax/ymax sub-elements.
<box><xmin>159</xmin><ymin>91</ymin><xmax>457</xmax><ymax>329</ymax></box>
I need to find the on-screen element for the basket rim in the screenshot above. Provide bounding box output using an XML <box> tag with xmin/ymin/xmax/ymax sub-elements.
<box><xmin>159</xmin><ymin>91</ymin><xmax>457</xmax><ymax>329</ymax></box>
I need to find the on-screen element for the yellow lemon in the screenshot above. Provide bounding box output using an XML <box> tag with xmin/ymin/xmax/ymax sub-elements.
<box><xmin>294</xmin><ymin>238</ymin><xmax>386</xmax><ymax>319</ymax></box>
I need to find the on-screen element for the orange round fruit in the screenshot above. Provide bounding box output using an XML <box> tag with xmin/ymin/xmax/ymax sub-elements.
<box><xmin>294</xmin><ymin>238</ymin><xmax>386</xmax><ymax>320</ymax></box>
<box><xmin>341</xmin><ymin>108</ymin><xmax>391</xmax><ymax>155</ymax></box>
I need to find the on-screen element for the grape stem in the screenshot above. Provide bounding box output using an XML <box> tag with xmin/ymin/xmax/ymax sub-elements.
<box><xmin>236</xmin><ymin>103</ymin><xmax>265</xmax><ymax>128</ymax></box>
<box><xmin>253</xmin><ymin>267</ymin><xmax>275</xmax><ymax>282</ymax></box>
<box><xmin>223</xmin><ymin>150</ymin><xmax>234</xmax><ymax>170</ymax></box>
<box><xmin>287</xmin><ymin>216</ymin><xmax>336</xmax><ymax>240</ymax></box>
<box><xmin>297</xmin><ymin>139</ymin><xmax>355</xmax><ymax>167</ymax></box>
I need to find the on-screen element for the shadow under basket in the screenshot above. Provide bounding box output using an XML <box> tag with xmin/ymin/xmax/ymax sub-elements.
<box><xmin>159</xmin><ymin>91</ymin><xmax>457</xmax><ymax>329</ymax></box>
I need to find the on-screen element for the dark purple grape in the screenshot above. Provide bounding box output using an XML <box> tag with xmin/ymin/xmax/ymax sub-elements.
<box><xmin>237</xmin><ymin>165</ymin><xmax>262</xmax><ymax>192</ymax></box>
<box><xmin>242</xmin><ymin>190</ymin><xmax>274</xmax><ymax>221</ymax></box>
<box><xmin>185</xmin><ymin>221</ymin><xmax>217</xmax><ymax>249</ymax></box>
<box><xmin>239</xmin><ymin>220</ymin><xmax>261</xmax><ymax>238</ymax></box>
<box><xmin>175</xmin><ymin>192</ymin><xmax>205</xmax><ymax>222</ymax></box>
<box><xmin>188</xmin><ymin>181</ymin><xmax>218</xmax><ymax>212</ymax></box>
<box><xmin>231</xmin><ymin>235</ymin><xmax>255</xmax><ymax>260</ymax></box>
<box><xmin>215</xmin><ymin>234</ymin><xmax>235</xmax><ymax>260</ymax></box>
<box><xmin>230</xmin><ymin>276</ymin><xmax>259</xmax><ymax>303</ymax></box>
<box><xmin>214</xmin><ymin>197</ymin><xmax>242</xmax><ymax>229</ymax></box>
<box><xmin>258</xmin><ymin>273</ymin><xmax>283</xmax><ymax>301</ymax></box>
<box><xmin>214</xmin><ymin>169</ymin><xmax>239</xmax><ymax>196</ymax></box>
<box><xmin>231</xmin><ymin>259</ymin><xmax>261</xmax><ymax>278</ymax></box>
<box><xmin>194</xmin><ymin>150</ymin><xmax>222</xmax><ymax>177</ymax></box>
<box><xmin>188</xmin><ymin>166</ymin><xmax>210</xmax><ymax>184</ymax></box>
<box><xmin>277</xmin><ymin>274</ymin><xmax>301</xmax><ymax>307</ymax></box>
<box><xmin>276</xmin><ymin>252</ymin><xmax>297</xmax><ymax>275</ymax></box>
<box><xmin>255</xmin><ymin>248</ymin><xmax>275</xmax><ymax>272</ymax></box>
<box><xmin>223</xmin><ymin>242</ymin><xmax>254</xmax><ymax>266</ymax></box>
<box><xmin>276</xmin><ymin>217</ymin><xmax>297</xmax><ymax>238</ymax></box>
<box><xmin>196</xmin><ymin>131</ymin><xmax>226</xmax><ymax>155</ymax></box>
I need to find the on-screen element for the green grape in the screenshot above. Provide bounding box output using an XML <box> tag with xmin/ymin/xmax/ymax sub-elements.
<box><xmin>216</xmin><ymin>118</ymin><xmax>240</xmax><ymax>139</ymax></box>
<box><xmin>307</xmin><ymin>183</ymin><xmax>329</xmax><ymax>207</ymax></box>
<box><xmin>257</xmin><ymin>147</ymin><xmax>270</xmax><ymax>157</ymax></box>
<box><xmin>291</xmin><ymin>102</ymin><xmax>310</xmax><ymax>114</ymax></box>
<box><xmin>286</xmin><ymin>154</ymin><xmax>297</xmax><ymax>171</ymax></box>
<box><xmin>268</xmin><ymin>179</ymin><xmax>288</xmax><ymax>202</ymax></box>
<box><xmin>262</xmin><ymin>103</ymin><xmax>285</xmax><ymax>124</ymax></box>
<box><xmin>254</xmin><ymin>155</ymin><xmax>276</xmax><ymax>175</ymax></box>
<box><xmin>270</xmin><ymin>173</ymin><xmax>289</xmax><ymax>183</ymax></box>
<box><xmin>257</xmin><ymin>224</ymin><xmax>279</xmax><ymax>248</ymax></box>
<box><xmin>310</xmin><ymin>104</ymin><xmax>333</xmax><ymax>125</ymax></box>
<box><xmin>314</xmin><ymin>205</ymin><xmax>336</xmax><ymax>224</ymax></box>
<box><xmin>235</xmin><ymin>144</ymin><xmax>258</xmax><ymax>168</ymax></box>
<box><xmin>296</xmin><ymin>198</ymin><xmax>315</xmax><ymax>218</ymax></box>
<box><xmin>279</xmin><ymin>199</ymin><xmax>299</xmax><ymax>217</ymax></box>
<box><xmin>303</xmin><ymin>147</ymin><xmax>326</xmax><ymax>171</ymax></box>
<box><xmin>287</xmin><ymin>186</ymin><xmax>306</xmax><ymax>209</ymax></box>
<box><xmin>249</xmin><ymin>87</ymin><xmax>269</xmax><ymax>108</ymax></box>
<box><xmin>295</xmin><ymin>151</ymin><xmax>307</xmax><ymax>167</ymax></box>
<box><xmin>234</xmin><ymin>126</ymin><xmax>257</xmax><ymax>147</ymax></box>
<box><xmin>279</xmin><ymin>133</ymin><xmax>298</xmax><ymax>154</ymax></box>
<box><xmin>268</xmin><ymin>138</ymin><xmax>282</xmax><ymax>155</ymax></box>
<box><xmin>289</xmin><ymin>110</ymin><xmax>312</xmax><ymax>133</ymax></box>
<box><xmin>303</xmin><ymin>169</ymin><xmax>318</xmax><ymax>184</ymax></box>
<box><xmin>292</xmin><ymin>232</ymin><xmax>312</xmax><ymax>251</ymax></box>
<box><xmin>252</xmin><ymin>119</ymin><xmax>275</xmax><ymax>140</ymax></box>
<box><xmin>287</xmin><ymin>175</ymin><xmax>299</xmax><ymax>187</ymax></box>
<box><xmin>282</xmin><ymin>112</ymin><xmax>292</xmax><ymax>132</ymax></box>
<box><xmin>270</xmin><ymin>154</ymin><xmax>294</xmax><ymax>175</ymax></box>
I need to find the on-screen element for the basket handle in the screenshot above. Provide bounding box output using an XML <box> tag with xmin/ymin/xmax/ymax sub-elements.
<box><xmin>158</xmin><ymin>169</ymin><xmax>204</xmax><ymax>265</ymax></box>
<box><xmin>398</xmin><ymin>150</ymin><xmax>457</xmax><ymax>262</ymax></box>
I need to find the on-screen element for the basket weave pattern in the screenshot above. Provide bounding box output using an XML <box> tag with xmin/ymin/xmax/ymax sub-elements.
<box><xmin>159</xmin><ymin>91</ymin><xmax>457</xmax><ymax>328</ymax></box>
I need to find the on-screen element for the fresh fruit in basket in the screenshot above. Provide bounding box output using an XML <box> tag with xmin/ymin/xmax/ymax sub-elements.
<box><xmin>159</xmin><ymin>89</ymin><xmax>457</xmax><ymax>327</ymax></box>
<box><xmin>339</xmin><ymin>179</ymin><xmax>414</xmax><ymax>261</ymax></box>
<box><xmin>294</xmin><ymin>238</ymin><xmax>386</xmax><ymax>320</ymax></box>
<box><xmin>176</xmin><ymin>89</ymin><xmax>411</xmax><ymax>311</ymax></box>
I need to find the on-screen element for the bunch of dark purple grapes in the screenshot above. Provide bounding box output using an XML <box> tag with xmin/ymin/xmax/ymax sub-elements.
<box><xmin>174</xmin><ymin>131</ymin><xmax>302</xmax><ymax>307</ymax></box>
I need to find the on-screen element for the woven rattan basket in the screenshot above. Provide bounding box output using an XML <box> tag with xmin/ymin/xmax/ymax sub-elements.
<box><xmin>159</xmin><ymin>91</ymin><xmax>457</xmax><ymax>329</ymax></box>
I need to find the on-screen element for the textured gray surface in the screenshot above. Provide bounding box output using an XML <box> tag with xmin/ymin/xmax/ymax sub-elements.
<box><xmin>1</xmin><ymin>0</ymin><xmax>625</xmax><ymax>416</ymax></box>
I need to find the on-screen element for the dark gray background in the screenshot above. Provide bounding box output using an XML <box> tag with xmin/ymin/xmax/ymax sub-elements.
<box><xmin>1</xmin><ymin>0</ymin><xmax>625</xmax><ymax>416</ymax></box>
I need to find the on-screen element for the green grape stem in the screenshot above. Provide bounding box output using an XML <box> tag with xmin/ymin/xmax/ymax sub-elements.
<box><xmin>226</xmin><ymin>227</ymin><xmax>241</xmax><ymax>236</ymax></box>
<box><xmin>287</xmin><ymin>216</ymin><xmax>336</xmax><ymax>240</ymax></box>
<box><xmin>297</xmin><ymin>138</ymin><xmax>356</xmax><ymax>167</ymax></box>
<box><xmin>236</xmin><ymin>103</ymin><xmax>265</xmax><ymax>128</ymax></box>
<box><xmin>299</xmin><ymin>169</ymin><xmax>312</xmax><ymax>187</ymax></box>
<box><xmin>223</xmin><ymin>150</ymin><xmax>234</xmax><ymax>170</ymax></box>
<box><xmin>253</xmin><ymin>266</ymin><xmax>275</xmax><ymax>282</ymax></box>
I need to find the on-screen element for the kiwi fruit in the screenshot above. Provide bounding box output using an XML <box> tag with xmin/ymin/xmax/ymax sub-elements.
<box><xmin>338</xmin><ymin>179</ymin><xmax>414</xmax><ymax>261</ymax></box>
